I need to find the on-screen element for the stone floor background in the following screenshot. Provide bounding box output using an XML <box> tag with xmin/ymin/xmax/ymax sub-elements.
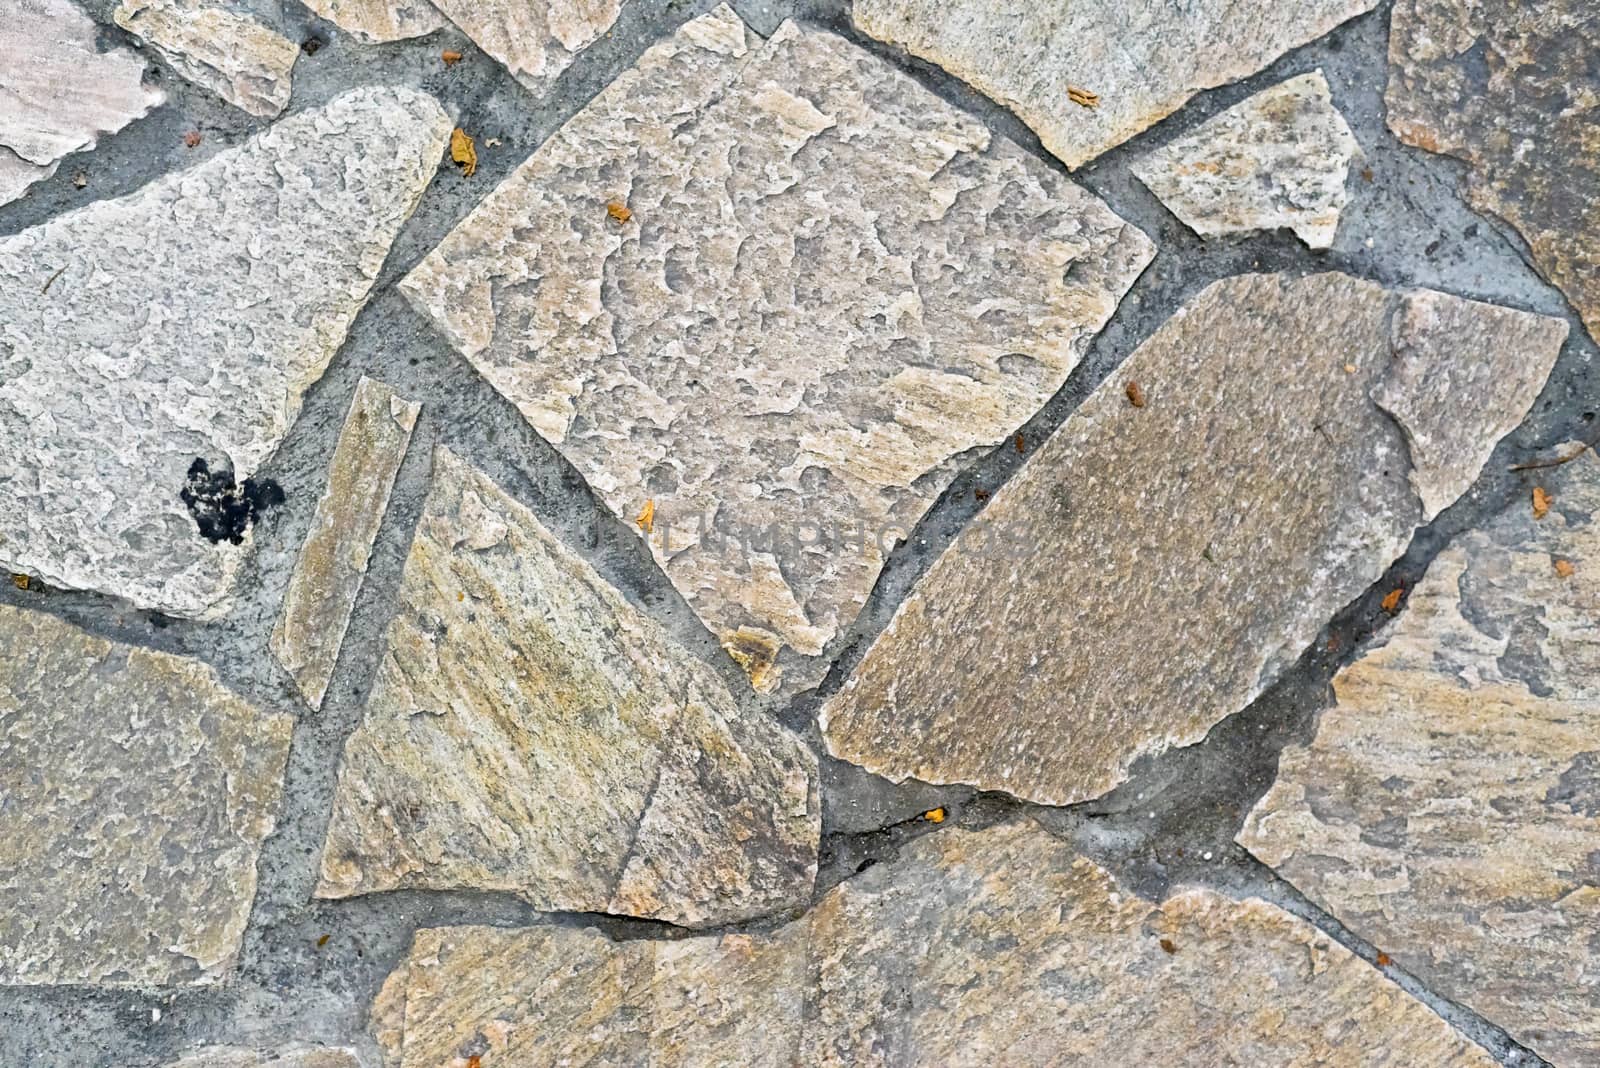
<box><xmin>0</xmin><ymin>0</ymin><xmax>1592</xmax><ymax>1064</ymax></box>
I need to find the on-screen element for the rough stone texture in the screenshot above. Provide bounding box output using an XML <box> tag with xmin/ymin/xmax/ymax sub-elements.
<box><xmin>0</xmin><ymin>0</ymin><xmax>161</xmax><ymax>205</ymax></box>
<box><xmin>272</xmin><ymin>377</ymin><xmax>419</xmax><ymax>709</ymax></box>
<box><xmin>0</xmin><ymin>87</ymin><xmax>451</xmax><ymax>618</ymax></box>
<box><xmin>114</xmin><ymin>0</ymin><xmax>298</xmax><ymax>119</ymax></box>
<box><xmin>374</xmin><ymin>821</ymin><xmax>1493</xmax><ymax>1067</ymax></box>
<box><xmin>426</xmin><ymin>0</ymin><xmax>625</xmax><ymax>98</ymax></box>
<box><xmin>821</xmin><ymin>272</ymin><xmax>1567</xmax><ymax>806</ymax></box>
<box><xmin>162</xmin><ymin>1047</ymin><xmax>359</xmax><ymax>1068</ymax></box>
<box><xmin>1131</xmin><ymin>71</ymin><xmax>1360</xmax><ymax>248</ymax></box>
<box><xmin>0</xmin><ymin>605</ymin><xmax>293</xmax><ymax>986</ymax></box>
<box><xmin>401</xmin><ymin>5</ymin><xmax>1154</xmax><ymax>696</ymax></box>
<box><xmin>854</xmin><ymin>0</ymin><xmax>1377</xmax><ymax>170</ymax></box>
<box><xmin>317</xmin><ymin>446</ymin><xmax>819</xmax><ymax>927</ymax></box>
<box><xmin>300</xmin><ymin>0</ymin><xmax>445</xmax><ymax>43</ymax></box>
<box><xmin>1388</xmin><ymin>0</ymin><xmax>1600</xmax><ymax>343</ymax></box>
<box><xmin>1240</xmin><ymin>454</ymin><xmax>1600</xmax><ymax>1066</ymax></box>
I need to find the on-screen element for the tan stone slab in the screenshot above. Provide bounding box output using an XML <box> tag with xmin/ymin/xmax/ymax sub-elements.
<box><xmin>0</xmin><ymin>87</ymin><xmax>451</xmax><ymax>617</ymax></box>
<box><xmin>854</xmin><ymin>0</ymin><xmax>1376</xmax><ymax>170</ymax></box>
<box><xmin>426</xmin><ymin>0</ymin><xmax>624</xmax><ymax>98</ymax></box>
<box><xmin>1240</xmin><ymin>453</ymin><xmax>1600</xmax><ymax>1065</ymax></box>
<box><xmin>0</xmin><ymin>0</ymin><xmax>161</xmax><ymax>173</ymax></box>
<box><xmin>300</xmin><ymin>0</ymin><xmax>445</xmax><ymax>43</ymax></box>
<box><xmin>1389</xmin><ymin>0</ymin><xmax>1600</xmax><ymax>343</ymax></box>
<box><xmin>115</xmin><ymin>0</ymin><xmax>298</xmax><ymax>118</ymax></box>
<box><xmin>1132</xmin><ymin>71</ymin><xmax>1360</xmax><ymax>248</ymax></box>
<box><xmin>820</xmin><ymin>272</ymin><xmax>1567</xmax><ymax>806</ymax></box>
<box><xmin>375</xmin><ymin>821</ymin><xmax>1494</xmax><ymax>1067</ymax></box>
<box><xmin>401</xmin><ymin>5</ymin><xmax>1154</xmax><ymax>696</ymax></box>
<box><xmin>0</xmin><ymin>605</ymin><xmax>293</xmax><ymax>986</ymax></box>
<box><xmin>271</xmin><ymin>377</ymin><xmax>419</xmax><ymax>709</ymax></box>
<box><xmin>0</xmin><ymin>147</ymin><xmax>54</xmax><ymax>207</ymax></box>
<box><xmin>317</xmin><ymin>446</ymin><xmax>819</xmax><ymax>926</ymax></box>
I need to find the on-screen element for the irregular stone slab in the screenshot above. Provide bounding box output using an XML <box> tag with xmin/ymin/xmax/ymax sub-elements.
<box><xmin>271</xmin><ymin>377</ymin><xmax>419</xmax><ymax>709</ymax></box>
<box><xmin>427</xmin><ymin>0</ymin><xmax>625</xmax><ymax>98</ymax></box>
<box><xmin>1389</xmin><ymin>0</ymin><xmax>1600</xmax><ymax>343</ymax></box>
<box><xmin>402</xmin><ymin>5</ymin><xmax>1154</xmax><ymax>695</ymax></box>
<box><xmin>163</xmin><ymin>1047</ymin><xmax>358</xmax><ymax>1068</ymax></box>
<box><xmin>374</xmin><ymin>821</ymin><xmax>1492</xmax><ymax>1067</ymax></box>
<box><xmin>317</xmin><ymin>446</ymin><xmax>819</xmax><ymax>926</ymax></box>
<box><xmin>1240</xmin><ymin>454</ymin><xmax>1600</xmax><ymax>1065</ymax></box>
<box><xmin>854</xmin><ymin>0</ymin><xmax>1376</xmax><ymax>170</ymax></box>
<box><xmin>0</xmin><ymin>605</ymin><xmax>293</xmax><ymax>986</ymax></box>
<box><xmin>114</xmin><ymin>0</ymin><xmax>298</xmax><ymax>118</ymax></box>
<box><xmin>0</xmin><ymin>87</ymin><xmax>451</xmax><ymax>618</ymax></box>
<box><xmin>0</xmin><ymin>0</ymin><xmax>161</xmax><ymax>205</ymax></box>
<box><xmin>1131</xmin><ymin>72</ymin><xmax>1359</xmax><ymax>248</ymax></box>
<box><xmin>821</xmin><ymin>273</ymin><xmax>1567</xmax><ymax>806</ymax></box>
<box><xmin>300</xmin><ymin>0</ymin><xmax>445</xmax><ymax>43</ymax></box>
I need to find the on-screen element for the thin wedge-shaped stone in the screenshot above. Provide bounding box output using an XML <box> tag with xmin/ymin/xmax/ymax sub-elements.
<box><xmin>854</xmin><ymin>0</ymin><xmax>1376</xmax><ymax>170</ymax></box>
<box><xmin>401</xmin><ymin>5</ymin><xmax>1153</xmax><ymax>695</ymax></box>
<box><xmin>426</xmin><ymin>0</ymin><xmax>624</xmax><ymax>98</ymax></box>
<box><xmin>114</xmin><ymin>0</ymin><xmax>298</xmax><ymax>118</ymax></box>
<box><xmin>317</xmin><ymin>447</ymin><xmax>819</xmax><ymax>927</ymax></box>
<box><xmin>0</xmin><ymin>87</ymin><xmax>451</xmax><ymax>618</ymax></box>
<box><xmin>1132</xmin><ymin>71</ymin><xmax>1360</xmax><ymax>248</ymax></box>
<box><xmin>1241</xmin><ymin>453</ymin><xmax>1600</xmax><ymax>1065</ymax></box>
<box><xmin>300</xmin><ymin>0</ymin><xmax>444</xmax><ymax>43</ymax></box>
<box><xmin>272</xmin><ymin>377</ymin><xmax>419</xmax><ymax>709</ymax></box>
<box><xmin>374</xmin><ymin>821</ymin><xmax>1493</xmax><ymax>1067</ymax></box>
<box><xmin>0</xmin><ymin>606</ymin><xmax>293</xmax><ymax>986</ymax></box>
<box><xmin>821</xmin><ymin>273</ymin><xmax>1567</xmax><ymax>806</ymax></box>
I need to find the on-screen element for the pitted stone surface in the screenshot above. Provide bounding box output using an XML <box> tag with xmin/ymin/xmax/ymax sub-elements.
<box><xmin>272</xmin><ymin>377</ymin><xmax>419</xmax><ymax>709</ymax></box>
<box><xmin>0</xmin><ymin>87</ymin><xmax>451</xmax><ymax>618</ymax></box>
<box><xmin>1132</xmin><ymin>71</ymin><xmax>1360</xmax><ymax>248</ymax></box>
<box><xmin>374</xmin><ymin>821</ymin><xmax>1493</xmax><ymax>1067</ymax></box>
<box><xmin>162</xmin><ymin>1047</ymin><xmax>360</xmax><ymax>1068</ymax></box>
<box><xmin>401</xmin><ymin>5</ymin><xmax>1154</xmax><ymax>695</ymax></box>
<box><xmin>114</xmin><ymin>0</ymin><xmax>298</xmax><ymax>118</ymax></box>
<box><xmin>300</xmin><ymin>0</ymin><xmax>445</xmax><ymax>43</ymax></box>
<box><xmin>821</xmin><ymin>273</ymin><xmax>1566</xmax><ymax>806</ymax></box>
<box><xmin>0</xmin><ymin>605</ymin><xmax>293</xmax><ymax>986</ymax></box>
<box><xmin>1240</xmin><ymin>453</ymin><xmax>1600</xmax><ymax>1066</ymax></box>
<box><xmin>0</xmin><ymin>0</ymin><xmax>162</xmax><ymax>205</ymax></box>
<box><xmin>317</xmin><ymin>446</ymin><xmax>819</xmax><ymax>927</ymax></box>
<box><xmin>854</xmin><ymin>0</ymin><xmax>1377</xmax><ymax>170</ymax></box>
<box><xmin>1389</xmin><ymin>0</ymin><xmax>1600</xmax><ymax>343</ymax></box>
<box><xmin>426</xmin><ymin>0</ymin><xmax>626</xmax><ymax>98</ymax></box>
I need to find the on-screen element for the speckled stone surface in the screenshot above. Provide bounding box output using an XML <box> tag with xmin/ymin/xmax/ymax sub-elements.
<box><xmin>401</xmin><ymin>5</ymin><xmax>1153</xmax><ymax>696</ymax></box>
<box><xmin>1388</xmin><ymin>0</ymin><xmax>1600</xmax><ymax>344</ymax></box>
<box><xmin>374</xmin><ymin>821</ymin><xmax>1493</xmax><ymax>1067</ymax></box>
<box><xmin>299</xmin><ymin>0</ymin><xmax>444</xmax><ymax>43</ymax></box>
<box><xmin>854</xmin><ymin>0</ymin><xmax>1377</xmax><ymax>170</ymax></box>
<box><xmin>0</xmin><ymin>605</ymin><xmax>292</xmax><ymax>986</ymax></box>
<box><xmin>1132</xmin><ymin>71</ymin><xmax>1360</xmax><ymax>248</ymax></box>
<box><xmin>425</xmin><ymin>0</ymin><xmax>626</xmax><ymax>98</ymax></box>
<box><xmin>114</xmin><ymin>0</ymin><xmax>299</xmax><ymax>118</ymax></box>
<box><xmin>821</xmin><ymin>272</ymin><xmax>1567</xmax><ymax>806</ymax></box>
<box><xmin>0</xmin><ymin>87</ymin><xmax>450</xmax><ymax>618</ymax></box>
<box><xmin>271</xmin><ymin>377</ymin><xmax>419</xmax><ymax>709</ymax></box>
<box><xmin>161</xmin><ymin>1046</ymin><xmax>360</xmax><ymax>1068</ymax></box>
<box><xmin>1241</xmin><ymin>453</ymin><xmax>1600</xmax><ymax>1066</ymax></box>
<box><xmin>317</xmin><ymin>446</ymin><xmax>819</xmax><ymax>927</ymax></box>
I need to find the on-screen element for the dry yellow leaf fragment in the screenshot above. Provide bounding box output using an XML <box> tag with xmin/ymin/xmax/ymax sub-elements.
<box><xmin>1554</xmin><ymin>558</ymin><xmax>1576</xmax><ymax>578</ymax></box>
<box><xmin>635</xmin><ymin>498</ymin><xmax>655</xmax><ymax>534</ymax></box>
<box><xmin>1533</xmin><ymin>486</ymin><xmax>1552</xmax><ymax>519</ymax></box>
<box><xmin>1068</xmin><ymin>86</ymin><xmax>1101</xmax><ymax>108</ymax></box>
<box><xmin>450</xmin><ymin>127</ymin><xmax>477</xmax><ymax>177</ymax></box>
<box><xmin>1380</xmin><ymin>587</ymin><xmax>1403</xmax><ymax>614</ymax></box>
<box><xmin>923</xmin><ymin>807</ymin><xmax>946</xmax><ymax>823</ymax></box>
<box><xmin>606</xmin><ymin>200</ymin><xmax>633</xmax><ymax>224</ymax></box>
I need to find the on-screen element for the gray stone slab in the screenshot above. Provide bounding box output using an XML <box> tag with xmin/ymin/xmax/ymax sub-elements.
<box><xmin>1132</xmin><ymin>71</ymin><xmax>1360</xmax><ymax>248</ymax></box>
<box><xmin>316</xmin><ymin>446</ymin><xmax>819</xmax><ymax>927</ymax></box>
<box><xmin>1388</xmin><ymin>0</ymin><xmax>1600</xmax><ymax>344</ymax></box>
<box><xmin>820</xmin><ymin>272</ymin><xmax>1567</xmax><ymax>806</ymax></box>
<box><xmin>401</xmin><ymin>4</ymin><xmax>1154</xmax><ymax>696</ymax></box>
<box><xmin>114</xmin><ymin>0</ymin><xmax>299</xmax><ymax>118</ymax></box>
<box><xmin>271</xmin><ymin>377</ymin><xmax>419</xmax><ymax>709</ymax></box>
<box><xmin>162</xmin><ymin>1047</ymin><xmax>359</xmax><ymax>1068</ymax></box>
<box><xmin>0</xmin><ymin>87</ymin><xmax>451</xmax><ymax>618</ymax></box>
<box><xmin>854</xmin><ymin>0</ymin><xmax>1377</xmax><ymax>170</ymax></box>
<box><xmin>1240</xmin><ymin>452</ymin><xmax>1600</xmax><ymax>1066</ymax></box>
<box><xmin>374</xmin><ymin>821</ymin><xmax>1493</xmax><ymax>1067</ymax></box>
<box><xmin>0</xmin><ymin>605</ymin><xmax>293</xmax><ymax>986</ymax></box>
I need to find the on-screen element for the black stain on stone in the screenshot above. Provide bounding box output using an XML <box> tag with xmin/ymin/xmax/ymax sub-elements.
<box><xmin>180</xmin><ymin>458</ymin><xmax>285</xmax><ymax>544</ymax></box>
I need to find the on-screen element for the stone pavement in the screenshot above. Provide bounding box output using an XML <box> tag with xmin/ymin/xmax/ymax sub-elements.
<box><xmin>0</xmin><ymin>0</ymin><xmax>1594</xmax><ymax>1065</ymax></box>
